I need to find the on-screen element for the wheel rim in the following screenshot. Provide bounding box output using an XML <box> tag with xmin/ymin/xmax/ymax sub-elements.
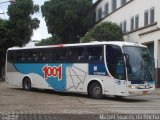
<box><xmin>93</xmin><ymin>86</ymin><xmax>102</xmax><ymax>96</ymax></box>
<box><xmin>24</xmin><ymin>80</ymin><xmax>30</xmax><ymax>89</ymax></box>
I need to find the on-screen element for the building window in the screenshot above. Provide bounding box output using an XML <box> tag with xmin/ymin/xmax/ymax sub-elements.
<box><xmin>130</xmin><ymin>15</ymin><xmax>139</xmax><ymax>31</ymax></box>
<box><xmin>144</xmin><ymin>10</ymin><xmax>149</xmax><ymax>26</ymax></box>
<box><xmin>130</xmin><ymin>17</ymin><xmax>134</xmax><ymax>31</ymax></box>
<box><xmin>98</xmin><ymin>7</ymin><xmax>102</xmax><ymax>21</ymax></box>
<box><xmin>144</xmin><ymin>7</ymin><xmax>155</xmax><ymax>26</ymax></box>
<box><xmin>123</xmin><ymin>20</ymin><xmax>127</xmax><ymax>33</ymax></box>
<box><xmin>150</xmin><ymin>8</ymin><xmax>155</xmax><ymax>24</ymax></box>
<box><xmin>120</xmin><ymin>21</ymin><xmax>127</xmax><ymax>33</ymax></box>
<box><xmin>135</xmin><ymin>15</ymin><xmax>139</xmax><ymax>29</ymax></box>
<box><xmin>112</xmin><ymin>0</ymin><xmax>117</xmax><ymax>12</ymax></box>
<box><xmin>121</xmin><ymin>0</ymin><xmax>127</xmax><ymax>6</ymax></box>
<box><xmin>104</xmin><ymin>3</ymin><xmax>109</xmax><ymax>16</ymax></box>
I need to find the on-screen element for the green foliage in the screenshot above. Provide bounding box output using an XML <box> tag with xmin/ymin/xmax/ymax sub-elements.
<box><xmin>41</xmin><ymin>0</ymin><xmax>93</xmax><ymax>44</ymax></box>
<box><xmin>7</xmin><ymin>0</ymin><xmax>40</xmax><ymax>47</ymax></box>
<box><xmin>35</xmin><ymin>37</ymin><xmax>62</xmax><ymax>46</ymax></box>
<box><xmin>80</xmin><ymin>22</ymin><xmax>124</xmax><ymax>43</ymax></box>
<box><xmin>0</xmin><ymin>0</ymin><xmax>40</xmax><ymax>77</ymax></box>
<box><xmin>0</xmin><ymin>19</ymin><xmax>8</xmax><ymax>58</ymax></box>
<box><xmin>0</xmin><ymin>19</ymin><xmax>10</xmax><ymax>77</ymax></box>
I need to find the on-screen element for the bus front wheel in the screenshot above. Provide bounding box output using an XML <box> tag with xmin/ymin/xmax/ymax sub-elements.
<box><xmin>89</xmin><ymin>82</ymin><xmax>103</xmax><ymax>99</ymax></box>
<box><xmin>22</xmin><ymin>77</ymin><xmax>32</xmax><ymax>91</ymax></box>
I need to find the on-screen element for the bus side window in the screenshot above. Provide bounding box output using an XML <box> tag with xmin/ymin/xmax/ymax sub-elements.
<box><xmin>52</xmin><ymin>53</ymin><xmax>58</xmax><ymax>62</ymax></box>
<box><xmin>33</xmin><ymin>52</ymin><xmax>39</xmax><ymax>62</ymax></box>
<box><xmin>58</xmin><ymin>48</ymin><xmax>68</xmax><ymax>62</ymax></box>
<box><xmin>77</xmin><ymin>47</ymin><xmax>87</xmax><ymax>62</ymax></box>
<box><xmin>16</xmin><ymin>50</ymin><xmax>27</xmax><ymax>63</ymax></box>
<box><xmin>65</xmin><ymin>47</ymin><xmax>79</xmax><ymax>62</ymax></box>
<box><xmin>38</xmin><ymin>48</ymin><xmax>51</xmax><ymax>63</ymax></box>
<box><xmin>87</xmin><ymin>46</ymin><xmax>103</xmax><ymax>63</ymax></box>
<box><xmin>94</xmin><ymin>46</ymin><xmax>103</xmax><ymax>63</ymax></box>
<box><xmin>21</xmin><ymin>51</ymin><xmax>27</xmax><ymax>62</ymax></box>
<box><xmin>53</xmin><ymin>48</ymin><xmax>60</xmax><ymax>62</ymax></box>
<box><xmin>87</xmin><ymin>47</ymin><xmax>95</xmax><ymax>62</ymax></box>
<box><xmin>7</xmin><ymin>51</ymin><xmax>16</xmax><ymax>62</ymax></box>
<box><xmin>27</xmin><ymin>50</ymin><xmax>35</xmax><ymax>62</ymax></box>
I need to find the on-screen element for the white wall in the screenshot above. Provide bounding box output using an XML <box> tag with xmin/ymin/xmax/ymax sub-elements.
<box><xmin>94</xmin><ymin>0</ymin><xmax>160</xmax><ymax>68</ymax></box>
<box><xmin>95</xmin><ymin>0</ymin><xmax>131</xmax><ymax>22</ymax></box>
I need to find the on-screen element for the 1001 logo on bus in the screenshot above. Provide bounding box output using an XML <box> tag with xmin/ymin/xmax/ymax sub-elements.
<box><xmin>42</xmin><ymin>64</ymin><xmax>62</xmax><ymax>80</ymax></box>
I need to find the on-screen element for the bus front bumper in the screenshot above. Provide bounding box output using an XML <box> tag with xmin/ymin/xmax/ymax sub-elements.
<box><xmin>128</xmin><ymin>88</ymin><xmax>155</xmax><ymax>96</ymax></box>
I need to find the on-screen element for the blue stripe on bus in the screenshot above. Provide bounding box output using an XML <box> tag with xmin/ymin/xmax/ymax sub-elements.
<box><xmin>14</xmin><ymin>63</ymin><xmax>108</xmax><ymax>91</ymax></box>
<box><xmin>14</xmin><ymin>63</ymin><xmax>72</xmax><ymax>91</ymax></box>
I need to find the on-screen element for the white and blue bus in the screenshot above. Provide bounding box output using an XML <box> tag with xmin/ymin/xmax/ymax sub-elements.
<box><xmin>5</xmin><ymin>42</ymin><xmax>155</xmax><ymax>98</ymax></box>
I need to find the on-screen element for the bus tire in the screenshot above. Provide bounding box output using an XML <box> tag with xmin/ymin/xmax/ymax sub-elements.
<box><xmin>22</xmin><ymin>77</ymin><xmax>32</xmax><ymax>91</ymax></box>
<box><xmin>88</xmin><ymin>82</ymin><xmax>103</xmax><ymax>99</ymax></box>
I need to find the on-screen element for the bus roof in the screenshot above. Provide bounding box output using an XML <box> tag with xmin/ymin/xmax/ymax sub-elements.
<box><xmin>8</xmin><ymin>41</ymin><xmax>146</xmax><ymax>50</ymax></box>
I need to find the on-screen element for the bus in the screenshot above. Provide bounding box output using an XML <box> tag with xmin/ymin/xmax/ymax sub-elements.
<box><xmin>5</xmin><ymin>41</ymin><xmax>155</xmax><ymax>98</ymax></box>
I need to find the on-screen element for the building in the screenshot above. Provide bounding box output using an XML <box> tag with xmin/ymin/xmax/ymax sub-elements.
<box><xmin>94</xmin><ymin>0</ymin><xmax>160</xmax><ymax>87</ymax></box>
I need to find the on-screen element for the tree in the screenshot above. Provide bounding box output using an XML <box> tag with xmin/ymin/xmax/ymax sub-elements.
<box><xmin>0</xmin><ymin>0</ymin><xmax>40</xmax><ymax>78</ymax></box>
<box><xmin>0</xmin><ymin>19</ymin><xmax>8</xmax><ymax>52</ymax></box>
<box><xmin>0</xmin><ymin>19</ymin><xmax>9</xmax><ymax>78</ymax></box>
<box><xmin>41</xmin><ymin>0</ymin><xmax>93</xmax><ymax>44</ymax></box>
<box><xmin>35</xmin><ymin>37</ymin><xmax>61</xmax><ymax>46</ymax></box>
<box><xmin>7</xmin><ymin>0</ymin><xmax>40</xmax><ymax>47</ymax></box>
<box><xmin>80</xmin><ymin>22</ymin><xmax>124</xmax><ymax>43</ymax></box>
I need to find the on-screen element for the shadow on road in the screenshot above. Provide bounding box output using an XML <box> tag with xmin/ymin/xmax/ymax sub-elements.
<box><xmin>11</xmin><ymin>87</ymin><xmax>149</xmax><ymax>103</ymax></box>
<box><xmin>104</xmin><ymin>96</ymin><xmax>149</xmax><ymax>102</ymax></box>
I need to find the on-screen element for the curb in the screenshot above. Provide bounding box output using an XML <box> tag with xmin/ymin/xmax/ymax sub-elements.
<box><xmin>154</xmin><ymin>89</ymin><xmax>160</xmax><ymax>95</ymax></box>
<box><xmin>0</xmin><ymin>78</ymin><xmax>5</xmax><ymax>82</ymax></box>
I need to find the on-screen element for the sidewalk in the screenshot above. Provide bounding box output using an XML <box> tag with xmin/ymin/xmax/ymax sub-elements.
<box><xmin>154</xmin><ymin>88</ymin><xmax>160</xmax><ymax>95</ymax></box>
<box><xmin>0</xmin><ymin>78</ymin><xmax>5</xmax><ymax>82</ymax></box>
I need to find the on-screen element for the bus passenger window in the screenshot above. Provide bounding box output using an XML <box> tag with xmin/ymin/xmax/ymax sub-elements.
<box><xmin>86</xmin><ymin>46</ymin><xmax>103</xmax><ymax>63</ymax></box>
<box><xmin>95</xmin><ymin>46</ymin><xmax>103</xmax><ymax>63</ymax></box>
<box><xmin>58</xmin><ymin>48</ymin><xmax>68</xmax><ymax>62</ymax></box>
<box><xmin>7</xmin><ymin>51</ymin><xmax>16</xmax><ymax>62</ymax></box>
<box><xmin>77</xmin><ymin>47</ymin><xmax>87</xmax><ymax>62</ymax></box>
<box><xmin>65</xmin><ymin>48</ymin><xmax>75</xmax><ymax>62</ymax></box>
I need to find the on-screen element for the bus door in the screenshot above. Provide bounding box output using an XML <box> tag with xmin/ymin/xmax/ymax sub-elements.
<box><xmin>114</xmin><ymin>56</ymin><xmax>127</xmax><ymax>96</ymax></box>
<box><xmin>106</xmin><ymin>45</ymin><xmax>127</xmax><ymax>96</ymax></box>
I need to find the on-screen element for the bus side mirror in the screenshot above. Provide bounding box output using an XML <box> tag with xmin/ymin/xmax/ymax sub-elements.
<box><xmin>151</xmin><ymin>57</ymin><xmax>155</xmax><ymax>66</ymax></box>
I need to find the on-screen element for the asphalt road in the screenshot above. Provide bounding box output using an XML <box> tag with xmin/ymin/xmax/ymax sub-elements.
<box><xmin>0</xmin><ymin>81</ymin><xmax>160</xmax><ymax>120</ymax></box>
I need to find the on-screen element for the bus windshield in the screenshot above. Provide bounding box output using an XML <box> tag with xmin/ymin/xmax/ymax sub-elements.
<box><xmin>123</xmin><ymin>46</ymin><xmax>155</xmax><ymax>83</ymax></box>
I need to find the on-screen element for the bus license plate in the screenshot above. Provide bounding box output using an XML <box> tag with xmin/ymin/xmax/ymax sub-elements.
<box><xmin>143</xmin><ymin>91</ymin><xmax>148</xmax><ymax>95</ymax></box>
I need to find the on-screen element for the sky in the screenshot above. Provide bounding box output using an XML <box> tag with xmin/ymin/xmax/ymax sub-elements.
<box><xmin>0</xmin><ymin>0</ymin><xmax>97</xmax><ymax>43</ymax></box>
<box><xmin>0</xmin><ymin>0</ymin><xmax>51</xmax><ymax>41</ymax></box>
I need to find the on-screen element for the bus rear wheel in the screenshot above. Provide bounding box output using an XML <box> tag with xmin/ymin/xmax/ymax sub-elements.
<box><xmin>89</xmin><ymin>82</ymin><xmax>103</xmax><ymax>99</ymax></box>
<box><xmin>22</xmin><ymin>77</ymin><xmax>32</xmax><ymax>91</ymax></box>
